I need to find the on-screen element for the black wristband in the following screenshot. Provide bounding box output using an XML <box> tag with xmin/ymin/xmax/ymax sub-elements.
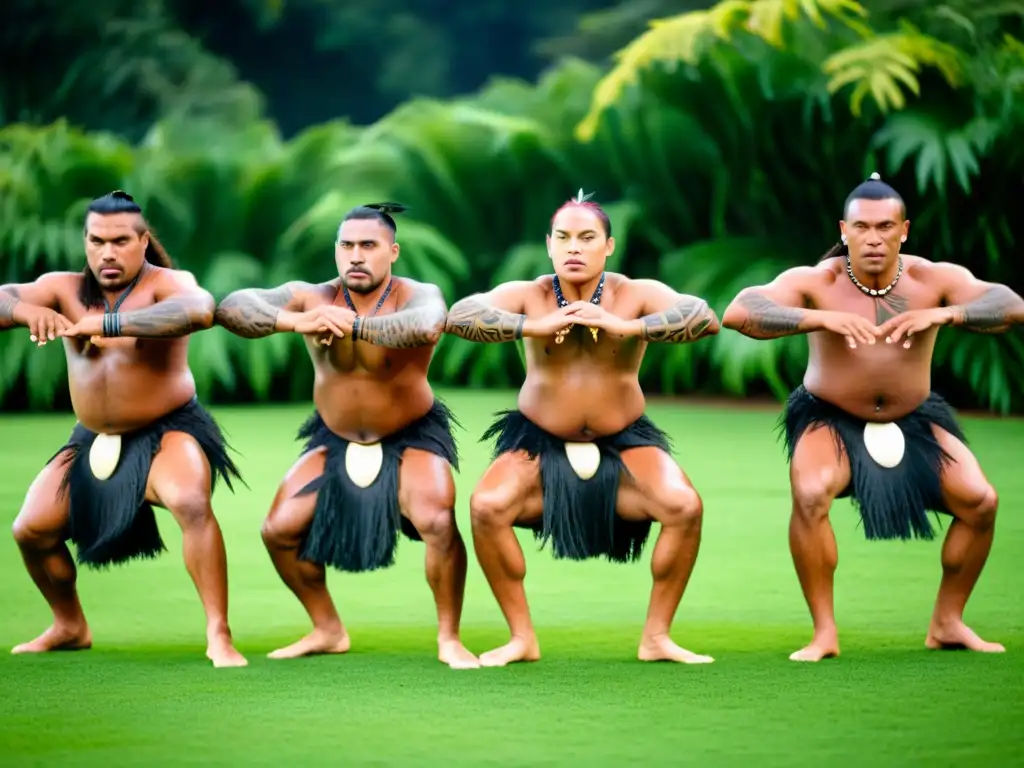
<box><xmin>352</xmin><ymin>316</ymin><xmax>362</xmax><ymax>340</ymax></box>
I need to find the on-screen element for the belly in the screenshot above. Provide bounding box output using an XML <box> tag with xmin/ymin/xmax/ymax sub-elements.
<box><xmin>65</xmin><ymin>342</ymin><xmax>197</xmax><ymax>433</ymax></box>
<box><xmin>804</xmin><ymin>334</ymin><xmax>936</xmax><ymax>421</ymax></box>
<box><xmin>517</xmin><ymin>371</ymin><xmax>646</xmax><ymax>440</ymax></box>
<box><xmin>312</xmin><ymin>374</ymin><xmax>436</xmax><ymax>442</ymax></box>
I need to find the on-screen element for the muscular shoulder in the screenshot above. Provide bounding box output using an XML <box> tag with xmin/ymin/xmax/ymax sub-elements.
<box><xmin>902</xmin><ymin>254</ymin><xmax>967</xmax><ymax>285</ymax></box>
<box><xmin>395</xmin><ymin>277</ymin><xmax>445</xmax><ymax>306</ymax></box>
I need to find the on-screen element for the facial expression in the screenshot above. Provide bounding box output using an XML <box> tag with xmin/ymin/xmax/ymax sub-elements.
<box><xmin>546</xmin><ymin>206</ymin><xmax>614</xmax><ymax>283</ymax></box>
<box><xmin>84</xmin><ymin>212</ymin><xmax>149</xmax><ymax>289</ymax></box>
<box><xmin>335</xmin><ymin>218</ymin><xmax>399</xmax><ymax>294</ymax></box>
<box><xmin>840</xmin><ymin>198</ymin><xmax>909</xmax><ymax>276</ymax></box>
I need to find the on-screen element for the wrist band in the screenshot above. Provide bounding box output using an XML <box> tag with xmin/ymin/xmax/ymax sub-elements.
<box><xmin>102</xmin><ymin>312</ymin><xmax>122</xmax><ymax>337</ymax></box>
<box><xmin>352</xmin><ymin>316</ymin><xmax>362</xmax><ymax>340</ymax></box>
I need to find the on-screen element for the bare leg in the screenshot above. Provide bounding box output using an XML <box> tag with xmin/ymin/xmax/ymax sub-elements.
<box><xmin>398</xmin><ymin>449</ymin><xmax>478</xmax><ymax>669</ymax></box>
<box><xmin>616</xmin><ymin>447</ymin><xmax>712</xmax><ymax>664</ymax></box>
<box><xmin>11</xmin><ymin>452</ymin><xmax>92</xmax><ymax>654</ymax></box>
<box><xmin>924</xmin><ymin>427</ymin><xmax>1004</xmax><ymax>653</ymax></box>
<box><xmin>260</xmin><ymin>448</ymin><xmax>350</xmax><ymax>659</ymax></box>
<box><xmin>787</xmin><ymin>426</ymin><xmax>850</xmax><ymax>662</ymax></box>
<box><xmin>469</xmin><ymin>452</ymin><xmax>544</xmax><ymax>667</ymax></box>
<box><xmin>146</xmin><ymin>432</ymin><xmax>246</xmax><ymax>668</ymax></box>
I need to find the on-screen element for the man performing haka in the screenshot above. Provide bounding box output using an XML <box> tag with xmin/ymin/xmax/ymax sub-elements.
<box><xmin>215</xmin><ymin>202</ymin><xmax>478</xmax><ymax>668</ymax></box>
<box><xmin>722</xmin><ymin>173</ymin><xmax>1024</xmax><ymax>662</ymax></box>
<box><xmin>0</xmin><ymin>191</ymin><xmax>247</xmax><ymax>667</ymax></box>
<box><xmin>444</xmin><ymin>190</ymin><xmax>719</xmax><ymax>667</ymax></box>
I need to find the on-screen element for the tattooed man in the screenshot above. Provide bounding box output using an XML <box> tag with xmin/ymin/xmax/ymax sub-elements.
<box><xmin>215</xmin><ymin>203</ymin><xmax>477</xmax><ymax>668</ymax></box>
<box><xmin>444</xmin><ymin>191</ymin><xmax>719</xmax><ymax>667</ymax></box>
<box><xmin>1</xmin><ymin>191</ymin><xmax>246</xmax><ymax>667</ymax></box>
<box><xmin>723</xmin><ymin>173</ymin><xmax>1024</xmax><ymax>662</ymax></box>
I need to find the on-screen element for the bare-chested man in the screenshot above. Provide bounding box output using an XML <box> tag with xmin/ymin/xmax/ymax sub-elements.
<box><xmin>0</xmin><ymin>191</ymin><xmax>247</xmax><ymax>667</ymax></box>
<box><xmin>722</xmin><ymin>173</ymin><xmax>1024</xmax><ymax>662</ymax></box>
<box><xmin>214</xmin><ymin>202</ymin><xmax>478</xmax><ymax>669</ymax></box>
<box><xmin>443</xmin><ymin>190</ymin><xmax>719</xmax><ymax>667</ymax></box>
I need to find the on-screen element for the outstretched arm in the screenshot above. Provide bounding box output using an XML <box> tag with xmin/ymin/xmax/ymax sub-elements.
<box><xmin>722</xmin><ymin>268</ymin><xmax>820</xmax><ymax>339</ymax></box>
<box><xmin>214</xmin><ymin>281</ymin><xmax>313</xmax><ymax>338</ymax></box>
<box><xmin>444</xmin><ymin>282</ymin><xmax>530</xmax><ymax>343</ymax></box>
<box><xmin>112</xmin><ymin>271</ymin><xmax>216</xmax><ymax>338</ymax></box>
<box><xmin>936</xmin><ymin>263</ymin><xmax>1024</xmax><ymax>333</ymax></box>
<box><xmin>630</xmin><ymin>280</ymin><xmax>720</xmax><ymax>343</ymax></box>
<box><xmin>357</xmin><ymin>281</ymin><xmax>448</xmax><ymax>348</ymax></box>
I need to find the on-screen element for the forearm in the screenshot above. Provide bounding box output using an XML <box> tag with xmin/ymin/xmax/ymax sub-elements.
<box><xmin>214</xmin><ymin>291</ymin><xmax>287</xmax><ymax>338</ymax></box>
<box><xmin>637</xmin><ymin>298</ymin><xmax>719</xmax><ymax>343</ymax></box>
<box><xmin>357</xmin><ymin>308</ymin><xmax>447</xmax><ymax>348</ymax></box>
<box><xmin>722</xmin><ymin>291</ymin><xmax>815</xmax><ymax>339</ymax></box>
<box><xmin>116</xmin><ymin>295</ymin><xmax>215</xmax><ymax>338</ymax></box>
<box><xmin>0</xmin><ymin>287</ymin><xmax>19</xmax><ymax>330</ymax></box>
<box><xmin>947</xmin><ymin>285</ymin><xmax>1024</xmax><ymax>333</ymax></box>
<box><xmin>443</xmin><ymin>298</ymin><xmax>525</xmax><ymax>343</ymax></box>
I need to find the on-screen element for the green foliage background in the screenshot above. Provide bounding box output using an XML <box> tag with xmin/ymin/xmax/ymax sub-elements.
<box><xmin>2</xmin><ymin>0</ymin><xmax>1023</xmax><ymax>413</ymax></box>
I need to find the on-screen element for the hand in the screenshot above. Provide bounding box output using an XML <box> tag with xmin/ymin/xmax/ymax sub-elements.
<box><xmin>14</xmin><ymin>305</ymin><xmax>76</xmax><ymax>346</ymax></box>
<box><xmin>566</xmin><ymin>303</ymin><xmax>639</xmax><ymax>337</ymax></box>
<box><xmin>878</xmin><ymin>308</ymin><xmax>953</xmax><ymax>348</ymax></box>
<box><xmin>522</xmin><ymin>304</ymin><xmax>587</xmax><ymax>339</ymax></box>
<box><xmin>814</xmin><ymin>311</ymin><xmax>883</xmax><ymax>349</ymax></box>
<box><xmin>282</xmin><ymin>306</ymin><xmax>356</xmax><ymax>344</ymax></box>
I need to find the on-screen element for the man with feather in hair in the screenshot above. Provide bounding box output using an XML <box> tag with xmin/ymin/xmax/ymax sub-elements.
<box><xmin>444</xmin><ymin>190</ymin><xmax>720</xmax><ymax>667</ymax></box>
<box><xmin>216</xmin><ymin>202</ymin><xmax>478</xmax><ymax>668</ymax></box>
<box><xmin>722</xmin><ymin>173</ymin><xmax>1024</xmax><ymax>662</ymax></box>
<box><xmin>0</xmin><ymin>190</ymin><xmax>247</xmax><ymax>667</ymax></box>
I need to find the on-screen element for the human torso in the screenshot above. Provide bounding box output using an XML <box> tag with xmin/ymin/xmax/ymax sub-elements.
<box><xmin>803</xmin><ymin>256</ymin><xmax>944</xmax><ymax>421</ymax></box>
<box><xmin>303</xmin><ymin>279</ymin><xmax>436</xmax><ymax>442</ymax></box>
<box><xmin>53</xmin><ymin>271</ymin><xmax>196</xmax><ymax>434</ymax></box>
<box><xmin>518</xmin><ymin>274</ymin><xmax>648</xmax><ymax>440</ymax></box>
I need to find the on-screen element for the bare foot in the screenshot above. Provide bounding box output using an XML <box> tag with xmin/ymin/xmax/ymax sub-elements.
<box><xmin>438</xmin><ymin>639</ymin><xmax>480</xmax><ymax>669</ymax></box>
<box><xmin>479</xmin><ymin>635</ymin><xmax>541</xmax><ymax>667</ymax></box>
<box><xmin>12</xmin><ymin>623</ymin><xmax>92</xmax><ymax>654</ymax></box>
<box><xmin>638</xmin><ymin>634</ymin><xmax>714</xmax><ymax>664</ymax></box>
<box><xmin>789</xmin><ymin>632</ymin><xmax>840</xmax><ymax>662</ymax></box>
<box><xmin>268</xmin><ymin>628</ymin><xmax>351</xmax><ymax>660</ymax></box>
<box><xmin>206</xmin><ymin>634</ymin><xmax>248</xmax><ymax>668</ymax></box>
<box><xmin>926</xmin><ymin>619</ymin><xmax>1005</xmax><ymax>653</ymax></box>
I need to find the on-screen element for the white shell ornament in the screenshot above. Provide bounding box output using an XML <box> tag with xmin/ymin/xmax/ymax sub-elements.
<box><xmin>564</xmin><ymin>442</ymin><xmax>601</xmax><ymax>480</ymax></box>
<box><xmin>345</xmin><ymin>442</ymin><xmax>384</xmax><ymax>488</ymax></box>
<box><xmin>862</xmin><ymin>422</ymin><xmax>905</xmax><ymax>468</ymax></box>
<box><xmin>89</xmin><ymin>433</ymin><xmax>123</xmax><ymax>481</ymax></box>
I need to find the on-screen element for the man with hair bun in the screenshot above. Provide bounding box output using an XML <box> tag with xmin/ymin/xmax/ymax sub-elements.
<box><xmin>216</xmin><ymin>202</ymin><xmax>478</xmax><ymax>669</ymax></box>
<box><xmin>723</xmin><ymin>173</ymin><xmax>1024</xmax><ymax>662</ymax></box>
<box><xmin>445</xmin><ymin>189</ymin><xmax>720</xmax><ymax>667</ymax></box>
<box><xmin>0</xmin><ymin>190</ymin><xmax>248</xmax><ymax>668</ymax></box>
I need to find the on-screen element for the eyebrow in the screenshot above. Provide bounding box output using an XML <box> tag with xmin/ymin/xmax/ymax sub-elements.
<box><xmin>554</xmin><ymin>229</ymin><xmax>597</xmax><ymax>236</ymax></box>
<box><xmin>338</xmin><ymin>239</ymin><xmax>380</xmax><ymax>245</ymax></box>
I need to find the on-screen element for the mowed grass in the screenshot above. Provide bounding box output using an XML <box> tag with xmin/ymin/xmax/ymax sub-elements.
<box><xmin>1</xmin><ymin>388</ymin><xmax>1022</xmax><ymax>767</ymax></box>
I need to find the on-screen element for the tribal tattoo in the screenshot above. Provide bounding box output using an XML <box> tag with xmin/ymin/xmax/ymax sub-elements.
<box><xmin>215</xmin><ymin>284</ymin><xmax>299</xmax><ymax>338</ymax></box>
<box><xmin>117</xmin><ymin>294</ymin><xmax>215</xmax><ymax>338</ymax></box>
<box><xmin>0</xmin><ymin>286</ymin><xmax>19</xmax><ymax>329</ymax></box>
<box><xmin>874</xmin><ymin>291</ymin><xmax>909</xmax><ymax>324</ymax></box>
<box><xmin>734</xmin><ymin>292</ymin><xmax>806</xmax><ymax>338</ymax></box>
<box><xmin>950</xmin><ymin>285</ymin><xmax>1024</xmax><ymax>333</ymax></box>
<box><xmin>444</xmin><ymin>298</ymin><xmax>525</xmax><ymax>343</ymax></box>
<box><xmin>639</xmin><ymin>296</ymin><xmax>716</xmax><ymax>343</ymax></box>
<box><xmin>357</xmin><ymin>287</ymin><xmax>447</xmax><ymax>348</ymax></box>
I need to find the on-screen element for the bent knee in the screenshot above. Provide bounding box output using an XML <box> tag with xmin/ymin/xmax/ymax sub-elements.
<box><xmin>411</xmin><ymin>507</ymin><xmax>457</xmax><ymax>542</ymax></box>
<box><xmin>162</xmin><ymin>489</ymin><xmax>213</xmax><ymax>530</ymax></box>
<box><xmin>470</xmin><ymin>487</ymin><xmax>518</xmax><ymax>528</ymax></box>
<box><xmin>960</xmin><ymin>485</ymin><xmax>998</xmax><ymax>531</ymax></box>
<box><xmin>657</xmin><ymin>486</ymin><xmax>703</xmax><ymax>527</ymax></box>
<box><xmin>791</xmin><ymin>471</ymin><xmax>843</xmax><ymax>521</ymax></box>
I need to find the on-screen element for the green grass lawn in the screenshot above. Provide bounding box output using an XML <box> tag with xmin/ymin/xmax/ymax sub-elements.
<box><xmin>1</xmin><ymin>389</ymin><xmax>1022</xmax><ymax>767</ymax></box>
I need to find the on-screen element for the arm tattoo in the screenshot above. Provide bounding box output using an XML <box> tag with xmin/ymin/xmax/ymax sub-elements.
<box><xmin>949</xmin><ymin>285</ymin><xmax>1024</xmax><ymax>333</ymax></box>
<box><xmin>214</xmin><ymin>286</ymin><xmax>296</xmax><ymax>338</ymax></box>
<box><xmin>357</xmin><ymin>288</ymin><xmax>447</xmax><ymax>349</ymax></box>
<box><xmin>117</xmin><ymin>294</ymin><xmax>215</xmax><ymax>338</ymax></box>
<box><xmin>443</xmin><ymin>298</ymin><xmax>525</xmax><ymax>343</ymax></box>
<box><xmin>734</xmin><ymin>292</ymin><xmax>806</xmax><ymax>339</ymax></box>
<box><xmin>0</xmin><ymin>286</ymin><xmax>20</xmax><ymax>330</ymax></box>
<box><xmin>640</xmin><ymin>297</ymin><xmax>716</xmax><ymax>343</ymax></box>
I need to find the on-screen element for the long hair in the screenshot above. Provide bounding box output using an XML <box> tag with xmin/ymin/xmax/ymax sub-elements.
<box><xmin>819</xmin><ymin>174</ymin><xmax>905</xmax><ymax>263</ymax></box>
<box><xmin>79</xmin><ymin>191</ymin><xmax>173</xmax><ymax>308</ymax></box>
